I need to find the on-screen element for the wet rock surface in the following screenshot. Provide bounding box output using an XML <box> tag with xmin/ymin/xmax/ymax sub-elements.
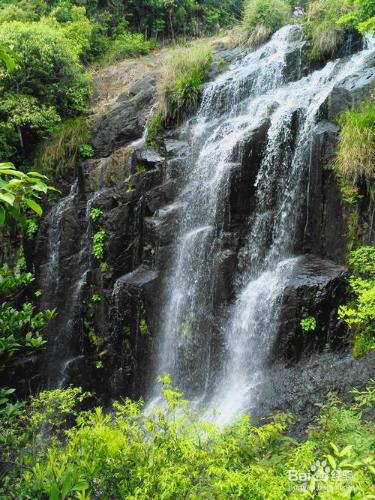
<box><xmin>275</xmin><ymin>255</ymin><xmax>348</xmax><ymax>364</ymax></box>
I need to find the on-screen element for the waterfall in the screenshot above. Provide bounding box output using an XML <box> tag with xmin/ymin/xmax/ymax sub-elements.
<box><xmin>149</xmin><ymin>26</ymin><xmax>374</xmax><ymax>416</ymax></box>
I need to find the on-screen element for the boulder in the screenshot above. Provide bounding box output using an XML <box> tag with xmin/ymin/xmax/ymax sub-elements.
<box><xmin>92</xmin><ymin>74</ymin><xmax>156</xmax><ymax>157</ymax></box>
<box><xmin>326</xmin><ymin>67</ymin><xmax>375</xmax><ymax>120</ymax></box>
<box><xmin>274</xmin><ymin>255</ymin><xmax>348</xmax><ymax>364</ymax></box>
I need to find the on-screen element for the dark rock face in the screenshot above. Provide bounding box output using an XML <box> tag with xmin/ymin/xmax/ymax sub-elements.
<box><xmin>275</xmin><ymin>255</ymin><xmax>348</xmax><ymax>364</ymax></box>
<box><xmin>302</xmin><ymin>120</ymin><xmax>348</xmax><ymax>263</ymax></box>
<box><xmin>92</xmin><ymin>74</ymin><xmax>156</xmax><ymax>157</ymax></box>
<box><xmin>326</xmin><ymin>67</ymin><xmax>375</xmax><ymax>120</ymax></box>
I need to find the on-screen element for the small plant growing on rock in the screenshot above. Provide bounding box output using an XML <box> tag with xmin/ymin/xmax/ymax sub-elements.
<box><xmin>300</xmin><ymin>315</ymin><xmax>317</xmax><ymax>332</ymax></box>
<box><xmin>139</xmin><ymin>319</ymin><xmax>149</xmax><ymax>336</ymax></box>
<box><xmin>100</xmin><ymin>261</ymin><xmax>109</xmax><ymax>273</ymax></box>
<box><xmin>95</xmin><ymin>360</ymin><xmax>104</xmax><ymax>369</ymax></box>
<box><xmin>90</xmin><ymin>292</ymin><xmax>101</xmax><ymax>303</ymax></box>
<box><xmin>126</xmin><ymin>181</ymin><xmax>135</xmax><ymax>192</ymax></box>
<box><xmin>92</xmin><ymin>230</ymin><xmax>106</xmax><ymax>260</ymax></box>
<box><xmin>136</xmin><ymin>164</ymin><xmax>146</xmax><ymax>174</ymax></box>
<box><xmin>79</xmin><ymin>144</ymin><xmax>94</xmax><ymax>158</ymax></box>
<box><xmin>89</xmin><ymin>207</ymin><xmax>103</xmax><ymax>222</ymax></box>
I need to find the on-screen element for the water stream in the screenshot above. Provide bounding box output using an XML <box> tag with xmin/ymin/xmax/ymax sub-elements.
<box><xmin>150</xmin><ymin>25</ymin><xmax>375</xmax><ymax>420</ymax></box>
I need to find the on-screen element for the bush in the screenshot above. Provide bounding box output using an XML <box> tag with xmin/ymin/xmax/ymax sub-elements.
<box><xmin>305</xmin><ymin>0</ymin><xmax>348</xmax><ymax>59</ymax></box>
<box><xmin>243</xmin><ymin>0</ymin><xmax>291</xmax><ymax>46</ymax></box>
<box><xmin>337</xmin><ymin>0</ymin><xmax>375</xmax><ymax>34</ymax></box>
<box><xmin>109</xmin><ymin>31</ymin><xmax>154</xmax><ymax>61</ymax></box>
<box><xmin>0</xmin><ymin>19</ymin><xmax>92</xmax><ymax>162</ymax></box>
<box><xmin>334</xmin><ymin>101</ymin><xmax>375</xmax><ymax>183</ymax></box>
<box><xmin>159</xmin><ymin>42</ymin><xmax>212</xmax><ymax>124</ymax></box>
<box><xmin>339</xmin><ymin>246</ymin><xmax>375</xmax><ymax>357</ymax></box>
<box><xmin>35</xmin><ymin>118</ymin><xmax>90</xmax><ymax>175</ymax></box>
<box><xmin>0</xmin><ymin>378</ymin><xmax>374</xmax><ymax>498</ymax></box>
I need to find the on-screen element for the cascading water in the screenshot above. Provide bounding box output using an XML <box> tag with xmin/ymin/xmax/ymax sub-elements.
<box><xmin>150</xmin><ymin>25</ymin><xmax>375</xmax><ymax>420</ymax></box>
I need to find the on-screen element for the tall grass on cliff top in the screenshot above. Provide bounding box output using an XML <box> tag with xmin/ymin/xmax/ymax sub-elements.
<box><xmin>335</xmin><ymin>100</ymin><xmax>375</xmax><ymax>183</ymax></box>
<box><xmin>306</xmin><ymin>0</ymin><xmax>348</xmax><ymax>59</ymax></box>
<box><xmin>159</xmin><ymin>42</ymin><xmax>212</xmax><ymax>124</ymax></box>
<box><xmin>242</xmin><ymin>0</ymin><xmax>291</xmax><ymax>47</ymax></box>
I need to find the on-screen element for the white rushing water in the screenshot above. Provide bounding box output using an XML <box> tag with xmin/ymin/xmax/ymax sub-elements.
<box><xmin>149</xmin><ymin>25</ymin><xmax>375</xmax><ymax>419</ymax></box>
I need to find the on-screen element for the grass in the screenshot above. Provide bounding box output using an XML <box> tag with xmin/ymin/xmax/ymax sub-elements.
<box><xmin>35</xmin><ymin>117</ymin><xmax>90</xmax><ymax>176</ymax></box>
<box><xmin>158</xmin><ymin>42</ymin><xmax>212</xmax><ymax>125</ymax></box>
<box><xmin>305</xmin><ymin>0</ymin><xmax>348</xmax><ymax>60</ymax></box>
<box><xmin>334</xmin><ymin>100</ymin><xmax>375</xmax><ymax>183</ymax></box>
<box><xmin>242</xmin><ymin>0</ymin><xmax>291</xmax><ymax>47</ymax></box>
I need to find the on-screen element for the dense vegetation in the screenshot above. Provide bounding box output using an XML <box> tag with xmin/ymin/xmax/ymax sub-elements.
<box><xmin>0</xmin><ymin>0</ymin><xmax>243</xmax><ymax>167</ymax></box>
<box><xmin>1</xmin><ymin>378</ymin><xmax>374</xmax><ymax>498</ymax></box>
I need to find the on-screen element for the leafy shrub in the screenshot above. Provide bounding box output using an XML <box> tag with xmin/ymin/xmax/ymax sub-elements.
<box><xmin>0</xmin><ymin>19</ymin><xmax>92</xmax><ymax>162</ymax></box>
<box><xmin>305</xmin><ymin>0</ymin><xmax>347</xmax><ymax>60</ymax></box>
<box><xmin>92</xmin><ymin>230</ymin><xmax>105</xmax><ymax>260</ymax></box>
<box><xmin>243</xmin><ymin>0</ymin><xmax>291</xmax><ymax>46</ymax></box>
<box><xmin>89</xmin><ymin>207</ymin><xmax>103</xmax><ymax>222</ymax></box>
<box><xmin>159</xmin><ymin>42</ymin><xmax>212</xmax><ymax>124</ymax></box>
<box><xmin>337</xmin><ymin>0</ymin><xmax>375</xmax><ymax>34</ymax></box>
<box><xmin>79</xmin><ymin>143</ymin><xmax>94</xmax><ymax>158</ymax></box>
<box><xmin>300</xmin><ymin>315</ymin><xmax>317</xmax><ymax>332</ymax></box>
<box><xmin>109</xmin><ymin>31</ymin><xmax>154</xmax><ymax>61</ymax></box>
<box><xmin>35</xmin><ymin>118</ymin><xmax>90</xmax><ymax>176</ymax></box>
<box><xmin>0</xmin><ymin>162</ymin><xmax>53</xmax><ymax>226</ymax></box>
<box><xmin>0</xmin><ymin>378</ymin><xmax>374</xmax><ymax>498</ymax></box>
<box><xmin>334</xmin><ymin>101</ymin><xmax>375</xmax><ymax>184</ymax></box>
<box><xmin>339</xmin><ymin>246</ymin><xmax>375</xmax><ymax>357</ymax></box>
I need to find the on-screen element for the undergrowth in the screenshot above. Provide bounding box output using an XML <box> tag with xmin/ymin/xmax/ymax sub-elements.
<box><xmin>0</xmin><ymin>377</ymin><xmax>374</xmax><ymax>498</ymax></box>
<box><xmin>158</xmin><ymin>42</ymin><xmax>212</xmax><ymax>125</ymax></box>
<box><xmin>334</xmin><ymin>100</ymin><xmax>375</xmax><ymax>184</ymax></box>
<box><xmin>242</xmin><ymin>0</ymin><xmax>291</xmax><ymax>46</ymax></box>
<box><xmin>35</xmin><ymin>118</ymin><xmax>91</xmax><ymax>176</ymax></box>
<box><xmin>339</xmin><ymin>246</ymin><xmax>375</xmax><ymax>357</ymax></box>
<box><xmin>305</xmin><ymin>0</ymin><xmax>348</xmax><ymax>60</ymax></box>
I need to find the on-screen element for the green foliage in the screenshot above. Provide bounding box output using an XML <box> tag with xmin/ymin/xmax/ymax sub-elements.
<box><xmin>90</xmin><ymin>292</ymin><xmax>101</xmax><ymax>303</ymax></box>
<box><xmin>337</xmin><ymin>0</ymin><xmax>375</xmax><ymax>34</ymax></box>
<box><xmin>0</xmin><ymin>162</ymin><xmax>53</xmax><ymax>227</ymax></box>
<box><xmin>334</xmin><ymin>100</ymin><xmax>375</xmax><ymax>184</ymax></box>
<box><xmin>339</xmin><ymin>246</ymin><xmax>375</xmax><ymax>357</ymax></box>
<box><xmin>0</xmin><ymin>18</ymin><xmax>92</xmax><ymax>162</ymax></box>
<box><xmin>35</xmin><ymin>118</ymin><xmax>90</xmax><ymax>176</ymax></box>
<box><xmin>305</xmin><ymin>0</ymin><xmax>347</xmax><ymax>60</ymax></box>
<box><xmin>109</xmin><ymin>32</ymin><xmax>154</xmax><ymax>62</ymax></box>
<box><xmin>300</xmin><ymin>315</ymin><xmax>317</xmax><ymax>332</ymax></box>
<box><xmin>0</xmin><ymin>263</ymin><xmax>54</xmax><ymax>362</ymax></box>
<box><xmin>139</xmin><ymin>318</ymin><xmax>149</xmax><ymax>336</ymax></box>
<box><xmin>89</xmin><ymin>206</ymin><xmax>102</xmax><ymax>222</ymax></box>
<box><xmin>0</xmin><ymin>379</ymin><xmax>374</xmax><ymax>498</ymax></box>
<box><xmin>79</xmin><ymin>143</ymin><xmax>94</xmax><ymax>158</ymax></box>
<box><xmin>243</xmin><ymin>0</ymin><xmax>291</xmax><ymax>45</ymax></box>
<box><xmin>92</xmin><ymin>229</ymin><xmax>105</xmax><ymax>260</ymax></box>
<box><xmin>159</xmin><ymin>43</ymin><xmax>212</xmax><ymax>125</ymax></box>
<box><xmin>146</xmin><ymin>111</ymin><xmax>164</xmax><ymax>149</ymax></box>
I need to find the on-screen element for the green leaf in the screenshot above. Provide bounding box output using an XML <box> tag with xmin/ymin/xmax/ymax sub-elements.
<box><xmin>26</xmin><ymin>171</ymin><xmax>48</xmax><ymax>179</ymax></box>
<box><xmin>72</xmin><ymin>480</ymin><xmax>89</xmax><ymax>492</ymax></box>
<box><xmin>0</xmin><ymin>192</ymin><xmax>15</xmax><ymax>206</ymax></box>
<box><xmin>24</xmin><ymin>198</ymin><xmax>43</xmax><ymax>216</ymax></box>
<box><xmin>0</xmin><ymin>206</ymin><xmax>5</xmax><ymax>226</ymax></box>
<box><xmin>7</xmin><ymin>205</ymin><xmax>28</xmax><ymax>227</ymax></box>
